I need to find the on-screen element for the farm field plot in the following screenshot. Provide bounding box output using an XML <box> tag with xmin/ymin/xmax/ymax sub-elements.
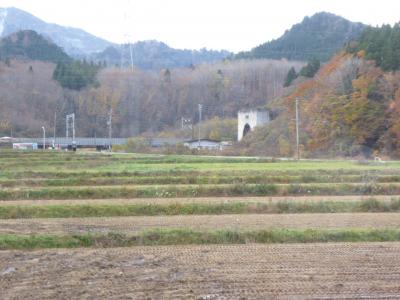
<box><xmin>0</xmin><ymin>194</ymin><xmax>396</xmax><ymax>206</ymax></box>
<box><xmin>1</xmin><ymin>213</ymin><xmax>400</xmax><ymax>235</ymax></box>
<box><xmin>1</xmin><ymin>243</ymin><xmax>400</xmax><ymax>299</ymax></box>
<box><xmin>1</xmin><ymin>150</ymin><xmax>400</xmax><ymax>299</ymax></box>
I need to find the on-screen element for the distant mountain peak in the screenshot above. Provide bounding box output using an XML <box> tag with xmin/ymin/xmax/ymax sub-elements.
<box><xmin>237</xmin><ymin>11</ymin><xmax>366</xmax><ymax>62</ymax></box>
<box><xmin>0</xmin><ymin>6</ymin><xmax>112</xmax><ymax>55</ymax></box>
<box><xmin>308</xmin><ymin>11</ymin><xmax>343</xmax><ymax>18</ymax></box>
<box><xmin>0</xmin><ymin>7</ymin><xmax>231</xmax><ymax>69</ymax></box>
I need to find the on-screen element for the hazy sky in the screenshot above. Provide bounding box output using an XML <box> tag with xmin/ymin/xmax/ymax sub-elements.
<box><xmin>2</xmin><ymin>0</ymin><xmax>400</xmax><ymax>52</ymax></box>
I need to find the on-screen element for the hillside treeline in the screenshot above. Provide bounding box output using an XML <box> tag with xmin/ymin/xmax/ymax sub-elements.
<box><xmin>0</xmin><ymin>59</ymin><xmax>302</xmax><ymax>137</ymax></box>
<box><xmin>239</xmin><ymin>23</ymin><xmax>400</xmax><ymax>158</ymax></box>
<box><xmin>241</xmin><ymin>51</ymin><xmax>400</xmax><ymax>158</ymax></box>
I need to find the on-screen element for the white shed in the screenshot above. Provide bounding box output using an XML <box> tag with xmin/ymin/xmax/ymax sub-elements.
<box><xmin>184</xmin><ymin>139</ymin><xmax>222</xmax><ymax>150</ymax></box>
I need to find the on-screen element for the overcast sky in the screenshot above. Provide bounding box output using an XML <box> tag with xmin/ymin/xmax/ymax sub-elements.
<box><xmin>2</xmin><ymin>0</ymin><xmax>400</xmax><ymax>52</ymax></box>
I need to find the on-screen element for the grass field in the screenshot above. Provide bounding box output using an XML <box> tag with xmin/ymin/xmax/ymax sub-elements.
<box><xmin>1</xmin><ymin>150</ymin><xmax>400</xmax><ymax>298</ymax></box>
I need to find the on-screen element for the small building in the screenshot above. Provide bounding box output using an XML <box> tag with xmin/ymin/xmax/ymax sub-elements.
<box><xmin>12</xmin><ymin>142</ymin><xmax>38</xmax><ymax>150</ymax></box>
<box><xmin>0</xmin><ymin>136</ymin><xmax>13</xmax><ymax>148</ymax></box>
<box><xmin>148</xmin><ymin>137</ymin><xmax>186</xmax><ymax>148</ymax></box>
<box><xmin>237</xmin><ymin>109</ymin><xmax>270</xmax><ymax>141</ymax></box>
<box><xmin>184</xmin><ymin>139</ymin><xmax>224</xmax><ymax>150</ymax></box>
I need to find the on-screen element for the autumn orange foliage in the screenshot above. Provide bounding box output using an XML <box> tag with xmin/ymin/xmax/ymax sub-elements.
<box><xmin>281</xmin><ymin>53</ymin><xmax>400</xmax><ymax>157</ymax></box>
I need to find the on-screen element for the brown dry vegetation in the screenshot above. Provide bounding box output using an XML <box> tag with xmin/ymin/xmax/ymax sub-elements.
<box><xmin>0</xmin><ymin>58</ymin><xmax>303</xmax><ymax>137</ymax></box>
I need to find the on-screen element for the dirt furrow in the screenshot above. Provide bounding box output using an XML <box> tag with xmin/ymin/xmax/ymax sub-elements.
<box><xmin>0</xmin><ymin>195</ymin><xmax>398</xmax><ymax>206</ymax></box>
<box><xmin>1</xmin><ymin>243</ymin><xmax>400</xmax><ymax>299</ymax></box>
<box><xmin>1</xmin><ymin>213</ymin><xmax>400</xmax><ymax>235</ymax></box>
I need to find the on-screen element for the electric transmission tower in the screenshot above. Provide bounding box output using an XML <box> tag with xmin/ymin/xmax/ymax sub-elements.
<box><xmin>120</xmin><ymin>1</ymin><xmax>134</xmax><ymax>71</ymax></box>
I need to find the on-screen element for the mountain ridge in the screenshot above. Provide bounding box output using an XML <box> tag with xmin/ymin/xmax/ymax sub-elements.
<box><xmin>0</xmin><ymin>7</ymin><xmax>232</xmax><ymax>69</ymax></box>
<box><xmin>0</xmin><ymin>7</ymin><xmax>112</xmax><ymax>55</ymax></box>
<box><xmin>237</xmin><ymin>12</ymin><xmax>366</xmax><ymax>62</ymax></box>
<box><xmin>96</xmin><ymin>40</ymin><xmax>231</xmax><ymax>70</ymax></box>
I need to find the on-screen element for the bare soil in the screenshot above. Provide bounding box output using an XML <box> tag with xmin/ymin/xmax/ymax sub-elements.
<box><xmin>1</xmin><ymin>243</ymin><xmax>400</xmax><ymax>299</ymax></box>
<box><xmin>0</xmin><ymin>195</ymin><xmax>397</xmax><ymax>206</ymax></box>
<box><xmin>1</xmin><ymin>213</ymin><xmax>400</xmax><ymax>235</ymax></box>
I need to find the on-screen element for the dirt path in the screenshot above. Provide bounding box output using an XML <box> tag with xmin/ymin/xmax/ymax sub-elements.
<box><xmin>0</xmin><ymin>195</ymin><xmax>398</xmax><ymax>206</ymax></box>
<box><xmin>1</xmin><ymin>242</ymin><xmax>400</xmax><ymax>299</ymax></box>
<box><xmin>1</xmin><ymin>213</ymin><xmax>400</xmax><ymax>235</ymax></box>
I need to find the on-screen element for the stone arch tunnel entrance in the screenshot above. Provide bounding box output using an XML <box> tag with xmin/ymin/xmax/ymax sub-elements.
<box><xmin>243</xmin><ymin>123</ymin><xmax>251</xmax><ymax>138</ymax></box>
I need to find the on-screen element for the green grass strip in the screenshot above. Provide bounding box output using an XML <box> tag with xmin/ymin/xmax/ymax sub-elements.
<box><xmin>1</xmin><ymin>199</ymin><xmax>400</xmax><ymax>219</ymax></box>
<box><xmin>3</xmin><ymin>174</ymin><xmax>400</xmax><ymax>188</ymax></box>
<box><xmin>1</xmin><ymin>228</ymin><xmax>400</xmax><ymax>250</ymax></box>
<box><xmin>2</xmin><ymin>183</ymin><xmax>400</xmax><ymax>200</ymax></box>
<box><xmin>3</xmin><ymin>169</ymin><xmax>400</xmax><ymax>181</ymax></box>
<box><xmin>0</xmin><ymin>202</ymin><xmax>248</xmax><ymax>218</ymax></box>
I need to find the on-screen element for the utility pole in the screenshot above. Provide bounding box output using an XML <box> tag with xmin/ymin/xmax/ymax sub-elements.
<box><xmin>120</xmin><ymin>44</ymin><xmax>124</xmax><ymax>69</ymax></box>
<box><xmin>41</xmin><ymin>126</ymin><xmax>46</xmax><ymax>151</ymax></box>
<box><xmin>53</xmin><ymin>111</ymin><xmax>57</xmax><ymax>148</ymax></box>
<box><xmin>66</xmin><ymin>113</ymin><xmax>75</xmax><ymax>145</ymax></box>
<box><xmin>108</xmin><ymin>108</ymin><xmax>112</xmax><ymax>151</ymax></box>
<box><xmin>295</xmin><ymin>97</ymin><xmax>300</xmax><ymax>160</ymax></box>
<box><xmin>129</xmin><ymin>43</ymin><xmax>134</xmax><ymax>72</ymax></box>
<box><xmin>66</xmin><ymin>116</ymin><xmax>68</xmax><ymax>141</ymax></box>
<box><xmin>72</xmin><ymin>113</ymin><xmax>75</xmax><ymax>144</ymax></box>
<box><xmin>198</xmin><ymin>104</ymin><xmax>202</xmax><ymax>148</ymax></box>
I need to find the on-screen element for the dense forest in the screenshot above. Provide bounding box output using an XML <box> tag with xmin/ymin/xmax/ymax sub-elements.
<box><xmin>53</xmin><ymin>60</ymin><xmax>101</xmax><ymax>90</ymax></box>
<box><xmin>348</xmin><ymin>23</ymin><xmax>400</xmax><ymax>71</ymax></box>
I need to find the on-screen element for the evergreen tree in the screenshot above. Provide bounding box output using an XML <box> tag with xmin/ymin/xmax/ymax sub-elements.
<box><xmin>348</xmin><ymin>22</ymin><xmax>400</xmax><ymax>71</ymax></box>
<box><xmin>299</xmin><ymin>58</ymin><xmax>320</xmax><ymax>78</ymax></box>
<box><xmin>52</xmin><ymin>60</ymin><xmax>100</xmax><ymax>90</ymax></box>
<box><xmin>284</xmin><ymin>67</ymin><xmax>298</xmax><ymax>87</ymax></box>
<box><xmin>0</xmin><ymin>30</ymin><xmax>70</xmax><ymax>63</ymax></box>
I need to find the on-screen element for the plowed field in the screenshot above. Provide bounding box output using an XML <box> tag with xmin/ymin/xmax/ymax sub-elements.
<box><xmin>1</xmin><ymin>243</ymin><xmax>400</xmax><ymax>299</ymax></box>
<box><xmin>1</xmin><ymin>212</ymin><xmax>400</xmax><ymax>235</ymax></box>
<box><xmin>2</xmin><ymin>151</ymin><xmax>400</xmax><ymax>298</ymax></box>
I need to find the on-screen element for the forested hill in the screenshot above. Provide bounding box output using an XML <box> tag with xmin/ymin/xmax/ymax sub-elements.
<box><xmin>236</xmin><ymin>12</ymin><xmax>366</xmax><ymax>62</ymax></box>
<box><xmin>0</xmin><ymin>30</ymin><xmax>71</xmax><ymax>63</ymax></box>
<box><xmin>241</xmin><ymin>23</ymin><xmax>400</xmax><ymax>158</ymax></box>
